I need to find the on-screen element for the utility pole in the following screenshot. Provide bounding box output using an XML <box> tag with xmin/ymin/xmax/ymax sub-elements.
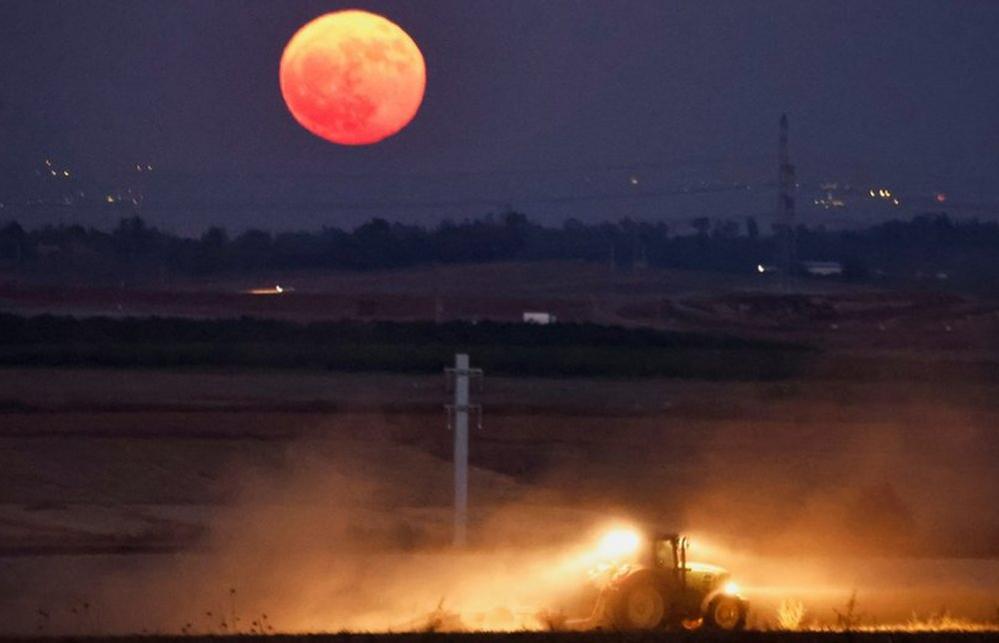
<box><xmin>445</xmin><ymin>354</ymin><xmax>482</xmax><ymax>547</ymax></box>
<box><xmin>777</xmin><ymin>113</ymin><xmax>797</xmax><ymax>285</ymax></box>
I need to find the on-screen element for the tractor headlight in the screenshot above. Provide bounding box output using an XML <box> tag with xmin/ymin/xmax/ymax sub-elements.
<box><xmin>597</xmin><ymin>528</ymin><xmax>641</xmax><ymax>559</ymax></box>
<box><xmin>723</xmin><ymin>580</ymin><xmax>740</xmax><ymax>596</ymax></box>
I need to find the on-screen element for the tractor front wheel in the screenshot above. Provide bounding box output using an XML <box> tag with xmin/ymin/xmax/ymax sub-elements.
<box><xmin>705</xmin><ymin>595</ymin><xmax>746</xmax><ymax>631</ymax></box>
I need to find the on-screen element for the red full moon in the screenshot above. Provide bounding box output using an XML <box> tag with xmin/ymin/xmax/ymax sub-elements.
<box><xmin>279</xmin><ymin>10</ymin><xmax>426</xmax><ymax>146</ymax></box>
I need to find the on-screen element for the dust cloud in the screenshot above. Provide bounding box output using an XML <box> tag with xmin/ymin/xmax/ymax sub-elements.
<box><xmin>6</xmin><ymin>439</ymin><xmax>611</xmax><ymax>635</ymax></box>
<box><xmin>2</xmin><ymin>393</ymin><xmax>997</xmax><ymax>635</ymax></box>
<box><xmin>673</xmin><ymin>399</ymin><xmax>999</xmax><ymax>627</ymax></box>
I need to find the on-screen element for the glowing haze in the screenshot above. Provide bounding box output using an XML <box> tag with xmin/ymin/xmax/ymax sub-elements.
<box><xmin>279</xmin><ymin>10</ymin><xmax>426</xmax><ymax>146</ymax></box>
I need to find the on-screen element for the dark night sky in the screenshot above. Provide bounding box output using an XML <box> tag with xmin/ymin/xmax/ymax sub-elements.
<box><xmin>1</xmin><ymin>0</ymin><xmax>998</xmax><ymax>233</ymax></box>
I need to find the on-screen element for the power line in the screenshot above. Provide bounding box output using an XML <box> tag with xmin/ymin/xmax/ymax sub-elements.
<box><xmin>145</xmin><ymin>154</ymin><xmax>772</xmax><ymax>183</ymax></box>
<box><xmin>135</xmin><ymin>182</ymin><xmax>768</xmax><ymax>213</ymax></box>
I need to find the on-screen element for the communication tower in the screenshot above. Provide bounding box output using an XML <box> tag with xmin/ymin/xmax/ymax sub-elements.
<box><xmin>777</xmin><ymin>114</ymin><xmax>797</xmax><ymax>280</ymax></box>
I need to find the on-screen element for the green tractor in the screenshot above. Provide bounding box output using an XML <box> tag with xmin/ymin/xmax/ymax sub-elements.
<box><xmin>587</xmin><ymin>532</ymin><xmax>748</xmax><ymax>631</ymax></box>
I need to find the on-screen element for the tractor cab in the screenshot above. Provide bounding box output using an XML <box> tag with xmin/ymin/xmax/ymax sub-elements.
<box><xmin>652</xmin><ymin>533</ymin><xmax>688</xmax><ymax>574</ymax></box>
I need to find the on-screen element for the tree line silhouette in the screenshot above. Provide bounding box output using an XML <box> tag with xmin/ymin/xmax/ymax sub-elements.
<box><xmin>0</xmin><ymin>211</ymin><xmax>996</xmax><ymax>291</ymax></box>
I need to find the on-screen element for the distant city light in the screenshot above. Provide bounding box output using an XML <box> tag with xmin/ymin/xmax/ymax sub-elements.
<box><xmin>814</xmin><ymin>182</ymin><xmax>846</xmax><ymax>209</ymax></box>
<box><xmin>106</xmin><ymin>195</ymin><xmax>115</xmax><ymax>204</ymax></box>
<box><xmin>935</xmin><ymin>192</ymin><xmax>947</xmax><ymax>203</ymax></box>
<box><xmin>869</xmin><ymin>187</ymin><xmax>898</xmax><ymax>203</ymax></box>
<box><xmin>629</xmin><ymin>176</ymin><xmax>639</xmax><ymax>186</ymax></box>
<box><xmin>245</xmin><ymin>285</ymin><xmax>290</xmax><ymax>295</ymax></box>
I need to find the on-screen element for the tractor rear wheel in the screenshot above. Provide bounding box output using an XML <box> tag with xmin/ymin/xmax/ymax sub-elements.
<box><xmin>705</xmin><ymin>595</ymin><xmax>746</xmax><ymax>631</ymax></box>
<box><xmin>613</xmin><ymin>580</ymin><xmax>666</xmax><ymax>630</ymax></box>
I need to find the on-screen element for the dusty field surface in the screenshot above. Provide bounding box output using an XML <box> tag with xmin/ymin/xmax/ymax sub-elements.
<box><xmin>0</xmin><ymin>366</ymin><xmax>997</xmax><ymax>635</ymax></box>
<box><xmin>0</xmin><ymin>264</ymin><xmax>996</xmax><ymax>635</ymax></box>
<box><xmin>2</xmin><ymin>633</ymin><xmax>999</xmax><ymax>643</ymax></box>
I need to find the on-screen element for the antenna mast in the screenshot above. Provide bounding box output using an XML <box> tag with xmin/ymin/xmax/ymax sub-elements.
<box><xmin>777</xmin><ymin>114</ymin><xmax>797</xmax><ymax>281</ymax></box>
